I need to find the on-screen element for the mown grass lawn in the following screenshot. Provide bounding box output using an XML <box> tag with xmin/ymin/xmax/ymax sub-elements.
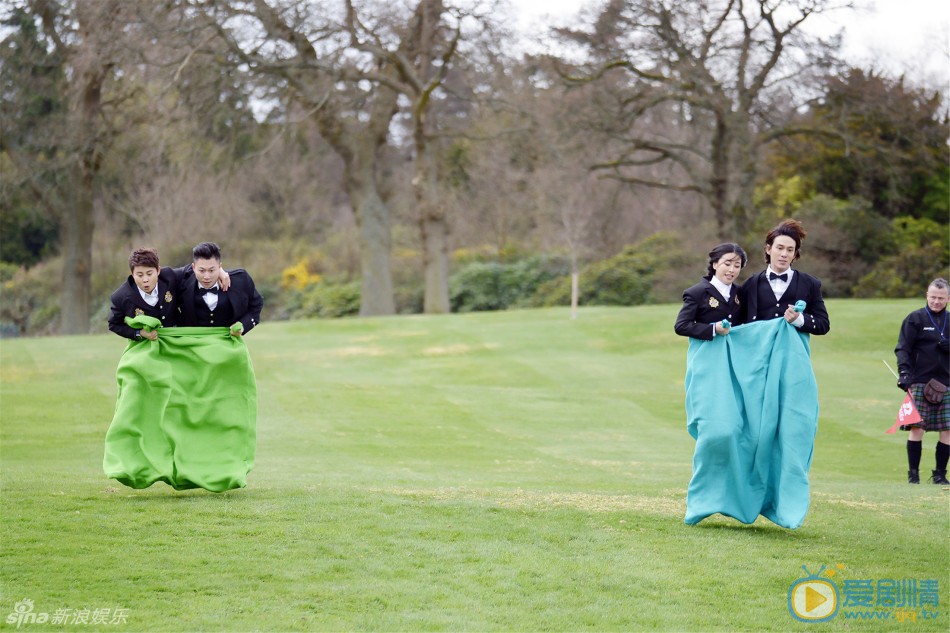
<box><xmin>1</xmin><ymin>301</ymin><xmax>947</xmax><ymax>631</ymax></box>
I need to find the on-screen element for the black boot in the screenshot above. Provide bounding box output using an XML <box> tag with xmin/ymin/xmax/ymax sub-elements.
<box><xmin>908</xmin><ymin>469</ymin><xmax>920</xmax><ymax>484</ymax></box>
<box><xmin>930</xmin><ymin>469</ymin><xmax>949</xmax><ymax>485</ymax></box>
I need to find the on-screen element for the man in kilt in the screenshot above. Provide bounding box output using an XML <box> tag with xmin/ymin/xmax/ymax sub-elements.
<box><xmin>896</xmin><ymin>278</ymin><xmax>950</xmax><ymax>484</ymax></box>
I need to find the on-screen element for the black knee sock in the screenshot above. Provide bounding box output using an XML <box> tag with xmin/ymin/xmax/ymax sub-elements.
<box><xmin>907</xmin><ymin>440</ymin><xmax>922</xmax><ymax>470</ymax></box>
<box><xmin>936</xmin><ymin>442</ymin><xmax>950</xmax><ymax>472</ymax></box>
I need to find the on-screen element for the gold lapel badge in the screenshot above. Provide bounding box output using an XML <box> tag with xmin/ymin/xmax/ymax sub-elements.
<box><xmin>134</xmin><ymin>308</ymin><xmax>144</xmax><ymax>316</ymax></box>
<box><xmin>165</xmin><ymin>291</ymin><xmax>173</xmax><ymax>303</ymax></box>
<box><xmin>708</xmin><ymin>297</ymin><xmax>720</xmax><ymax>308</ymax></box>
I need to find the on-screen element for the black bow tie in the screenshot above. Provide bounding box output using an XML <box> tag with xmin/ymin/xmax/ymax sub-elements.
<box><xmin>769</xmin><ymin>272</ymin><xmax>788</xmax><ymax>282</ymax></box>
<box><xmin>198</xmin><ymin>286</ymin><xmax>218</xmax><ymax>296</ymax></box>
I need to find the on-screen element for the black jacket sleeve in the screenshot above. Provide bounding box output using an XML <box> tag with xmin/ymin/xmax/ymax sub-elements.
<box><xmin>236</xmin><ymin>271</ymin><xmax>264</xmax><ymax>334</ymax></box>
<box><xmin>107</xmin><ymin>287</ymin><xmax>139</xmax><ymax>340</ymax></box>
<box><xmin>797</xmin><ymin>274</ymin><xmax>830</xmax><ymax>335</ymax></box>
<box><xmin>674</xmin><ymin>290</ymin><xmax>715</xmax><ymax>340</ymax></box>
<box><xmin>895</xmin><ymin>314</ymin><xmax>916</xmax><ymax>378</ymax></box>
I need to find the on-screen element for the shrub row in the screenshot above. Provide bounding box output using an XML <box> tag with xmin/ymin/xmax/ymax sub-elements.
<box><xmin>272</xmin><ymin>234</ymin><xmax>693</xmax><ymax>319</ymax></box>
<box><xmin>0</xmin><ymin>234</ymin><xmax>701</xmax><ymax>335</ymax></box>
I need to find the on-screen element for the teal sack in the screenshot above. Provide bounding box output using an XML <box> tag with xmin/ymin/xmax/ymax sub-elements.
<box><xmin>684</xmin><ymin>318</ymin><xmax>819</xmax><ymax>529</ymax></box>
<box><xmin>103</xmin><ymin>316</ymin><xmax>257</xmax><ymax>492</ymax></box>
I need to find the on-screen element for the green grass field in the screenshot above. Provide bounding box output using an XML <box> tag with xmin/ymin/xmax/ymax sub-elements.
<box><xmin>1</xmin><ymin>301</ymin><xmax>947</xmax><ymax>631</ymax></box>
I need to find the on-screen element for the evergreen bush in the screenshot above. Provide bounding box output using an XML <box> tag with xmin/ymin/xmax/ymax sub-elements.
<box><xmin>449</xmin><ymin>255</ymin><xmax>571</xmax><ymax>312</ymax></box>
<box><xmin>528</xmin><ymin>232</ymin><xmax>694</xmax><ymax>307</ymax></box>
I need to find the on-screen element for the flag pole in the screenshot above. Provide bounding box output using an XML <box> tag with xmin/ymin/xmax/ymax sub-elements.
<box><xmin>882</xmin><ymin>360</ymin><xmax>899</xmax><ymax>380</ymax></box>
<box><xmin>882</xmin><ymin>360</ymin><xmax>922</xmax><ymax>434</ymax></box>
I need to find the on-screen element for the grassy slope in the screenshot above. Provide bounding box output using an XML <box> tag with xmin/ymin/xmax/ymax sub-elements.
<box><xmin>1</xmin><ymin>301</ymin><xmax>947</xmax><ymax>631</ymax></box>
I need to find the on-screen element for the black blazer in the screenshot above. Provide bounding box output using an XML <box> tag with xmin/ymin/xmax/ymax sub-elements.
<box><xmin>108</xmin><ymin>267</ymin><xmax>180</xmax><ymax>339</ymax></box>
<box><xmin>674</xmin><ymin>279</ymin><xmax>743</xmax><ymax>340</ymax></box>
<box><xmin>176</xmin><ymin>267</ymin><xmax>263</xmax><ymax>334</ymax></box>
<box><xmin>740</xmin><ymin>269</ymin><xmax>830</xmax><ymax>335</ymax></box>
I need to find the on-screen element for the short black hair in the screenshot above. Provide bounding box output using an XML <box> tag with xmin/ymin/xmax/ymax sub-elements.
<box><xmin>192</xmin><ymin>242</ymin><xmax>221</xmax><ymax>262</ymax></box>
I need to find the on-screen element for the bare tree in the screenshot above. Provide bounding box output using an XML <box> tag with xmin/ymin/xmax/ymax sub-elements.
<box><xmin>189</xmin><ymin>1</ymin><xmax>401</xmax><ymax>314</ymax></box>
<box><xmin>556</xmin><ymin>0</ymin><xmax>849</xmax><ymax>239</ymax></box>
<box><xmin>402</xmin><ymin>1</ymin><xmax>461</xmax><ymax>314</ymax></box>
<box><xmin>342</xmin><ymin>0</ymin><xmax>470</xmax><ymax>312</ymax></box>
<box><xmin>531</xmin><ymin>168</ymin><xmax>599</xmax><ymax>319</ymax></box>
<box><xmin>190</xmin><ymin>0</ymin><xmax>486</xmax><ymax>315</ymax></box>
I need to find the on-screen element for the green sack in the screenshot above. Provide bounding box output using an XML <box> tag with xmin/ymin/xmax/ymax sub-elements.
<box><xmin>103</xmin><ymin>315</ymin><xmax>257</xmax><ymax>492</ymax></box>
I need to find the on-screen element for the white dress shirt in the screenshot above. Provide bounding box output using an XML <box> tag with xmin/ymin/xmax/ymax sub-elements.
<box><xmin>138</xmin><ymin>286</ymin><xmax>159</xmax><ymax>307</ymax></box>
<box><xmin>709</xmin><ymin>277</ymin><xmax>733</xmax><ymax>337</ymax></box>
<box><xmin>766</xmin><ymin>266</ymin><xmax>804</xmax><ymax>327</ymax></box>
<box><xmin>200</xmin><ymin>283</ymin><xmax>219</xmax><ymax>311</ymax></box>
<box><xmin>710</xmin><ymin>276</ymin><xmax>732</xmax><ymax>302</ymax></box>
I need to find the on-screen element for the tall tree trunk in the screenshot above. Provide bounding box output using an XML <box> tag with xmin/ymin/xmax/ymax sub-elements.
<box><xmin>59</xmin><ymin>165</ymin><xmax>95</xmax><ymax>334</ymax></box>
<box><xmin>312</xmin><ymin>91</ymin><xmax>398</xmax><ymax>316</ymax></box>
<box><xmin>356</xmin><ymin>189</ymin><xmax>395</xmax><ymax>316</ymax></box>
<box><xmin>410</xmin><ymin>0</ymin><xmax>452</xmax><ymax>314</ymax></box>
<box><xmin>346</xmin><ymin>162</ymin><xmax>395</xmax><ymax>316</ymax></box>
<box><xmin>420</xmin><ymin>210</ymin><xmax>450</xmax><ymax>314</ymax></box>
<box><xmin>709</xmin><ymin>113</ymin><xmax>731</xmax><ymax>241</ymax></box>
<box><xmin>570</xmin><ymin>251</ymin><xmax>579</xmax><ymax>321</ymax></box>
<box><xmin>415</xmin><ymin>138</ymin><xmax>450</xmax><ymax>314</ymax></box>
<box><xmin>732</xmin><ymin>124</ymin><xmax>758</xmax><ymax>240</ymax></box>
<box><xmin>60</xmin><ymin>41</ymin><xmax>106</xmax><ymax>334</ymax></box>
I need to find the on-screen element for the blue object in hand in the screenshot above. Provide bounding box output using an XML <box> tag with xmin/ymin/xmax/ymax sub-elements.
<box><xmin>793</xmin><ymin>300</ymin><xmax>806</xmax><ymax>313</ymax></box>
<box><xmin>721</xmin><ymin>319</ymin><xmax>731</xmax><ymax>329</ymax></box>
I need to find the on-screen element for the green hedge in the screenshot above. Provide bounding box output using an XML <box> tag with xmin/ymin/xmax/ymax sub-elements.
<box><xmin>528</xmin><ymin>232</ymin><xmax>695</xmax><ymax>307</ymax></box>
<box><xmin>281</xmin><ymin>281</ymin><xmax>362</xmax><ymax>319</ymax></box>
<box><xmin>449</xmin><ymin>255</ymin><xmax>572</xmax><ymax>312</ymax></box>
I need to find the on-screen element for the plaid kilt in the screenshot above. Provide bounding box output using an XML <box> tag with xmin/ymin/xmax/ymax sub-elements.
<box><xmin>901</xmin><ymin>383</ymin><xmax>950</xmax><ymax>432</ymax></box>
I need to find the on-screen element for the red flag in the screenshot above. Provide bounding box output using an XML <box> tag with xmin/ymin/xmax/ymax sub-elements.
<box><xmin>885</xmin><ymin>392</ymin><xmax>922</xmax><ymax>434</ymax></box>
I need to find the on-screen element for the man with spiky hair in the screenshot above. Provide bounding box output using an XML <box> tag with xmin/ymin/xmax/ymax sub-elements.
<box><xmin>740</xmin><ymin>219</ymin><xmax>830</xmax><ymax>335</ymax></box>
